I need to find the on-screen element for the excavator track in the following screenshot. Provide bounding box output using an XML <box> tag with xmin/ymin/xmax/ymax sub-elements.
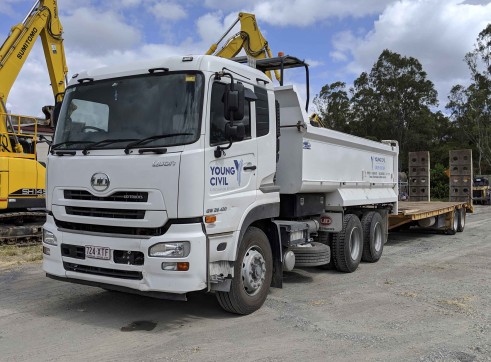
<box><xmin>0</xmin><ymin>212</ymin><xmax>46</xmax><ymax>246</ymax></box>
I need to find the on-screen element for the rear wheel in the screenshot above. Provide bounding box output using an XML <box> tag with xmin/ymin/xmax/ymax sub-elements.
<box><xmin>332</xmin><ymin>214</ymin><xmax>363</xmax><ymax>273</ymax></box>
<box><xmin>457</xmin><ymin>208</ymin><xmax>466</xmax><ymax>232</ymax></box>
<box><xmin>446</xmin><ymin>210</ymin><xmax>458</xmax><ymax>235</ymax></box>
<box><xmin>216</xmin><ymin>227</ymin><xmax>272</xmax><ymax>315</ymax></box>
<box><xmin>361</xmin><ymin>212</ymin><xmax>385</xmax><ymax>263</ymax></box>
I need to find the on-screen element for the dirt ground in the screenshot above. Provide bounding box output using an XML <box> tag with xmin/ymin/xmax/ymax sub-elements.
<box><xmin>0</xmin><ymin>206</ymin><xmax>490</xmax><ymax>362</ymax></box>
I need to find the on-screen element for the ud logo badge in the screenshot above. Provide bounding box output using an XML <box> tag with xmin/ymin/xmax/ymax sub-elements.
<box><xmin>90</xmin><ymin>173</ymin><xmax>110</xmax><ymax>192</ymax></box>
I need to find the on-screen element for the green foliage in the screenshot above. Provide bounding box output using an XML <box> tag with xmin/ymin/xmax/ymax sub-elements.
<box><xmin>313</xmin><ymin>49</ymin><xmax>453</xmax><ymax>171</ymax></box>
<box><xmin>446</xmin><ymin>24</ymin><xmax>491</xmax><ymax>174</ymax></box>
<box><xmin>350</xmin><ymin>50</ymin><xmax>443</xmax><ymax>170</ymax></box>
<box><xmin>430</xmin><ymin>163</ymin><xmax>449</xmax><ymax>201</ymax></box>
<box><xmin>313</xmin><ymin>81</ymin><xmax>351</xmax><ymax>132</ymax></box>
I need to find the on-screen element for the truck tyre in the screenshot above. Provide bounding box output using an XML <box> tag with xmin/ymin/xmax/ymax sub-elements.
<box><xmin>361</xmin><ymin>212</ymin><xmax>384</xmax><ymax>263</ymax></box>
<box><xmin>457</xmin><ymin>208</ymin><xmax>466</xmax><ymax>232</ymax></box>
<box><xmin>446</xmin><ymin>210</ymin><xmax>458</xmax><ymax>235</ymax></box>
<box><xmin>290</xmin><ymin>242</ymin><xmax>330</xmax><ymax>267</ymax></box>
<box><xmin>216</xmin><ymin>227</ymin><xmax>272</xmax><ymax>315</ymax></box>
<box><xmin>332</xmin><ymin>214</ymin><xmax>363</xmax><ymax>273</ymax></box>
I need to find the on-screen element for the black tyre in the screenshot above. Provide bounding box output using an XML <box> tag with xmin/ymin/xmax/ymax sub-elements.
<box><xmin>361</xmin><ymin>211</ymin><xmax>385</xmax><ymax>263</ymax></box>
<box><xmin>290</xmin><ymin>242</ymin><xmax>330</xmax><ymax>267</ymax></box>
<box><xmin>457</xmin><ymin>208</ymin><xmax>466</xmax><ymax>232</ymax></box>
<box><xmin>332</xmin><ymin>214</ymin><xmax>363</xmax><ymax>273</ymax></box>
<box><xmin>446</xmin><ymin>210</ymin><xmax>458</xmax><ymax>235</ymax></box>
<box><xmin>216</xmin><ymin>227</ymin><xmax>272</xmax><ymax>315</ymax></box>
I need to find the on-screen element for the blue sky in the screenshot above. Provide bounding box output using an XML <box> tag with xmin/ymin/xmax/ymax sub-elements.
<box><xmin>1</xmin><ymin>0</ymin><xmax>490</xmax><ymax>116</ymax></box>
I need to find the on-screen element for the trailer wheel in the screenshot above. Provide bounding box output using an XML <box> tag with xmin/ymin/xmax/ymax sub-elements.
<box><xmin>332</xmin><ymin>214</ymin><xmax>363</xmax><ymax>273</ymax></box>
<box><xmin>216</xmin><ymin>227</ymin><xmax>272</xmax><ymax>315</ymax></box>
<box><xmin>457</xmin><ymin>208</ymin><xmax>466</xmax><ymax>232</ymax></box>
<box><xmin>361</xmin><ymin>212</ymin><xmax>385</xmax><ymax>263</ymax></box>
<box><xmin>446</xmin><ymin>210</ymin><xmax>458</xmax><ymax>235</ymax></box>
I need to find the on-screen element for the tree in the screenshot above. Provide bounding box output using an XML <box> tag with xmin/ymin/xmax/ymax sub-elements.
<box><xmin>430</xmin><ymin>163</ymin><xmax>449</xmax><ymax>200</ymax></box>
<box><xmin>312</xmin><ymin>81</ymin><xmax>351</xmax><ymax>132</ymax></box>
<box><xmin>446</xmin><ymin>24</ymin><xmax>491</xmax><ymax>175</ymax></box>
<box><xmin>349</xmin><ymin>49</ymin><xmax>442</xmax><ymax>170</ymax></box>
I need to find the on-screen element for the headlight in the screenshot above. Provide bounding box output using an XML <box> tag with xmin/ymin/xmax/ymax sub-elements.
<box><xmin>43</xmin><ymin>229</ymin><xmax>57</xmax><ymax>246</ymax></box>
<box><xmin>149</xmin><ymin>242</ymin><xmax>190</xmax><ymax>258</ymax></box>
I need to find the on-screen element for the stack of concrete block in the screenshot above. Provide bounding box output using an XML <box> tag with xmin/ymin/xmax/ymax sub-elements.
<box><xmin>449</xmin><ymin>149</ymin><xmax>473</xmax><ymax>203</ymax></box>
<box><xmin>409</xmin><ymin>151</ymin><xmax>430</xmax><ymax>202</ymax></box>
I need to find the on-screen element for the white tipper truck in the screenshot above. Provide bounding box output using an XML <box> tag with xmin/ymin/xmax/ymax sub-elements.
<box><xmin>43</xmin><ymin>55</ymin><xmax>399</xmax><ymax>314</ymax></box>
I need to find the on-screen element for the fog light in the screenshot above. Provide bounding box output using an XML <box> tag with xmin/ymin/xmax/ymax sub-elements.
<box><xmin>43</xmin><ymin>229</ymin><xmax>57</xmax><ymax>246</ymax></box>
<box><xmin>161</xmin><ymin>262</ymin><xmax>189</xmax><ymax>271</ymax></box>
<box><xmin>149</xmin><ymin>242</ymin><xmax>190</xmax><ymax>258</ymax></box>
<box><xmin>43</xmin><ymin>246</ymin><xmax>51</xmax><ymax>255</ymax></box>
<box><xmin>162</xmin><ymin>262</ymin><xmax>177</xmax><ymax>270</ymax></box>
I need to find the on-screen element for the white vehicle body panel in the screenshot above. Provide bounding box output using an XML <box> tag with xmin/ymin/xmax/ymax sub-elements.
<box><xmin>275</xmin><ymin>85</ymin><xmax>399</xmax><ymax>212</ymax></box>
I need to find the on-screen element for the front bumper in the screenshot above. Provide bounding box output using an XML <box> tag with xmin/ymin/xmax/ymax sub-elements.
<box><xmin>42</xmin><ymin>215</ymin><xmax>207</xmax><ymax>295</ymax></box>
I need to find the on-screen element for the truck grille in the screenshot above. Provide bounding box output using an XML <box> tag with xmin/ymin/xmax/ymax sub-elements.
<box><xmin>64</xmin><ymin>190</ymin><xmax>148</xmax><ymax>202</ymax></box>
<box><xmin>55</xmin><ymin>219</ymin><xmax>163</xmax><ymax>236</ymax></box>
<box><xmin>473</xmin><ymin>190</ymin><xmax>483</xmax><ymax>198</ymax></box>
<box><xmin>63</xmin><ymin>262</ymin><xmax>143</xmax><ymax>280</ymax></box>
<box><xmin>65</xmin><ymin>206</ymin><xmax>145</xmax><ymax>219</ymax></box>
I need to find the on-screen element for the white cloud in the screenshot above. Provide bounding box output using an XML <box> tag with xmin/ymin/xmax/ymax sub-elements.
<box><xmin>330</xmin><ymin>0</ymin><xmax>491</xmax><ymax>107</ymax></box>
<box><xmin>202</xmin><ymin>0</ymin><xmax>394</xmax><ymax>26</ymax></box>
<box><xmin>196</xmin><ymin>12</ymin><xmax>243</xmax><ymax>52</ymax></box>
<box><xmin>250</xmin><ymin>0</ymin><xmax>394</xmax><ymax>27</ymax></box>
<box><xmin>62</xmin><ymin>7</ymin><xmax>141</xmax><ymax>55</ymax></box>
<box><xmin>150</xmin><ymin>2</ymin><xmax>187</xmax><ymax>21</ymax></box>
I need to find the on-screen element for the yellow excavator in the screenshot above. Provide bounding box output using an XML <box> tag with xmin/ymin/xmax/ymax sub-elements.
<box><xmin>206</xmin><ymin>12</ymin><xmax>281</xmax><ymax>82</ymax></box>
<box><xmin>0</xmin><ymin>0</ymin><xmax>68</xmax><ymax>241</ymax></box>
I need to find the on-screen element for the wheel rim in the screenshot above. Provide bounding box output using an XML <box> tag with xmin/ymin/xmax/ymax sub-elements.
<box><xmin>453</xmin><ymin>211</ymin><xmax>459</xmax><ymax>230</ymax></box>
<box><xmin>349</xmin><ymin>227</ymin><xmax>362</xmax><ymax>260</ymax></box>
<box><xmin>373</xmin><ymin>222</ymin><xmax>383</xmax><ymax>252</ymax></box>
<box><xmin>241</xmin><ymin>246</ymin><xmax>266</xmax><ymax>296</ymax></box>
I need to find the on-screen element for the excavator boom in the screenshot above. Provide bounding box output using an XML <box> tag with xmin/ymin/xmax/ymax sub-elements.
<box><xmin>206</xmin><ymin>12</ymin><xmax>281</xmax><ymax>82</ymax></box>
<box><xmin>0</xmin><ymin>0</ymin><xmax>68</xmax><ymax>112</ymax></box>
<box><xmin>0</xmin><ymin>0</ymin><xmax>67</xmax><ymax>224</ymax></box>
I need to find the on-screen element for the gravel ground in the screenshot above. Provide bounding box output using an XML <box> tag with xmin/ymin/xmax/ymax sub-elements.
<box><xmin>0</xmin><ymin>206</ymin><xmax>490</xmax><ymax>362</ymax></box>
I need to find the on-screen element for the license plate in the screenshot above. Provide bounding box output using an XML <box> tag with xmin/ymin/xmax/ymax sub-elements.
<box><xmin>85</xmin><ymin>245</ymin><xmax>111</xmax><ymax>260</ymax></box>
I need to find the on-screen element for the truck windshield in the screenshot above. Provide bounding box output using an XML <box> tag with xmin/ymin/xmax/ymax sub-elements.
<box><xmin>53</xmin><ymin>72</ymin><xmax>204</xmax><ymax>150</ymax></box>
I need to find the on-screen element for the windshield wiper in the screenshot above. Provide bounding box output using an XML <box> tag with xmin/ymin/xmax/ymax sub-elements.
<box><xmin>50</xmin><ymin>141</ymin><xmax>91</xmax><ymax>153</ymax></box>
<box><xmin>82</xmin><ymin>138</ymin><xmax>138</xmax><ymax>155</ymax></box>
<box><xmin>124</xmin><ymin>133</ymin><xmax>192</xmax><ymax>154</ymax></box>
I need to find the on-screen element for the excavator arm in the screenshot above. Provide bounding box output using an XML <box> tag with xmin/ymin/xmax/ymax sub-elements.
<box><xmin>0</xmin><ymin>0</ymin><xmax>68</xmax><ymax>152</ymax></box>
<box><xmin>206</xmin><ymin>12</ymin><xmax>281</xmax><ymax>82</ymax></box>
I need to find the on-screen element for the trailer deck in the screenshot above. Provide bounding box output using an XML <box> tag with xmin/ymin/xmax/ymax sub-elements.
<box><xmin>389</xmin><ymin>201</ymin><xmax>472</xmax><ymax>231</ymax></box>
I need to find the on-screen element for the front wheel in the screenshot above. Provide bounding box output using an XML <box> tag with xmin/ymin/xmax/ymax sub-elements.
<box><xmin>216</xmin><ymin>227</ymin><xmax>272</xmax><ymax>315</ymax></box>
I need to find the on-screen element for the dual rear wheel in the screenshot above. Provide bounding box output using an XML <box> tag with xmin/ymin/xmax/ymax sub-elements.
<box><xmin>332</xmin><ymin>212</ymin><xmax>385</xmax><ymax>273</ymax></box>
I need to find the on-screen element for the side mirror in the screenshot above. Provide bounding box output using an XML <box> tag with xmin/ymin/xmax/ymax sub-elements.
<box><xmin>225</xmin><ymin>122</ymin><xmax>245</xmax><ymax>141</ymax></box>
<box><xmin>38</xmin><ymin>134</ymin><xmax>52</xmax><ymax>146</ymax></box>
<box><xmin>52</xmin><ymin>101</ymin><xmax>63</xmax><ymax>128</ymax></box>
<box><xmin>224</xmin><ymin>83</ymin><xmax>244</xmax><ymax>121</ymax></box>
<box><xmin>42</xmin><ymin>101</ymin><xmax>62</xmax><ymax>128</ymax></box>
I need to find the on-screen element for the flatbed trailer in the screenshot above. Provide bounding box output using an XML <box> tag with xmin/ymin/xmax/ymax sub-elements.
<box><xmin>389</xmin><ymin>201</ymin><xmax>473</xmax><ymax>233</ymax></box>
